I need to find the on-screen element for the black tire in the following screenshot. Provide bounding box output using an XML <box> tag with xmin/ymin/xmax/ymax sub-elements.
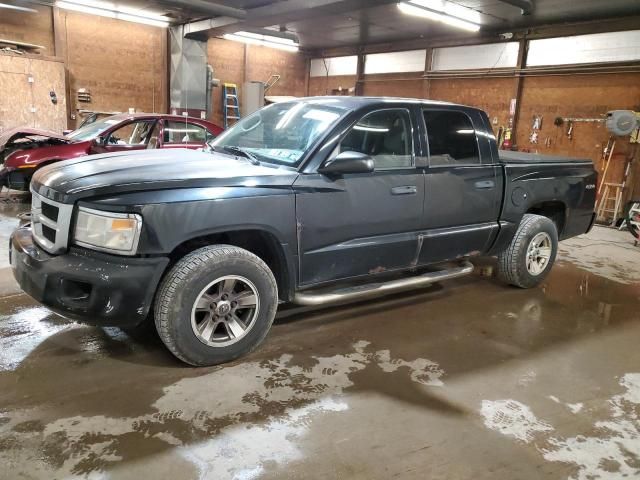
<box><xmin>154</xmin><ymin>245</ymin><xmax>278</xmax><ymax>366</ymax></box>
<box><xmin>497</xmin><ymin>214</ymin><xmax>558</xmax><ymax>289</ymax></box>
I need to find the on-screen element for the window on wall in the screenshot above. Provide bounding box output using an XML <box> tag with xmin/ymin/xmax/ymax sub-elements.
<box><xmin>423</xmin><ymin>110</ymin><xmax>479</xmax><ymax>167</ymax></box>
<box><xmin>310</xmin><ymin>56</ymin><xmax>358</xmax><ymax>77</ymax></box>
<box><xmin>431</xmin><ymin>42</ymin><xmax>520</xmax><ymax>71</ymax></box>
<box><xmin>527</xmin><ymin>30</ymin><xmax>640</xmax><ymax>66</ymax></box>
<box><xmin>340</xmin><ymin>109</ymin><xmax>413</xmax><ymax>169</ymax></box>
<box><xmin>364</xmin><ymin>50</ymin><xmax>427</xmax><ymax>74</ymax></box>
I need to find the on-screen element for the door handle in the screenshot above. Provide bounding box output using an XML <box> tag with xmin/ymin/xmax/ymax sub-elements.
<box><xmin>391</xmin><ymin>185</ymin><xmax>417</xmax><ymax>195</ymax></box>
<box><xmin>474</xmin><ymin>180</ymin><xmax>495</xmax><ymax>190</ymax></box>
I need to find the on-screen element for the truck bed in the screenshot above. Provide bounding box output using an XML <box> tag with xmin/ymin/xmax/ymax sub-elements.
<box><xmin>499</xmin><ymin>150</ymin><xmax>592</xmax><ymax>164</ymax></box>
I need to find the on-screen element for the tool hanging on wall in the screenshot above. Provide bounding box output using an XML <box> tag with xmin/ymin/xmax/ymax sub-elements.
<box><xmin>566</xmin><ymin>120</ymin><xmax>574</xmax><ymax>140</ymax></box>
<box><xmin>529</xmin><ymin>115</ymin><xmax>543</xmax><ymax>144</ymax></box>
<box><xmin>497</xmin><ymin>126</ymin><xmax>505</xmax><ymax>149</ymax></box>
<box><xmin>532</xmin><ymin>115</ymin><xmax>543</xmax><ymax>130</ymax></box>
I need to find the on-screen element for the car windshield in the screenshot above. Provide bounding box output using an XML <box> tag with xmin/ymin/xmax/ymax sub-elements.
<box><xmin>66</xmin><ymin>116</ymin><xmax>124</xmax><ymax>141</ymax></box>
<box><xmin>210</xmin><ymin>101</ymin><xmax>344</xmax><ymax>167</ymax></box>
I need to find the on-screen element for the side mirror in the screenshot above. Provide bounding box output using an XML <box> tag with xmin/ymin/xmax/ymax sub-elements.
<box><xmin>319</xmin><ymin>151</ymin><xmax>374</xmax><ymax>176</ymax></box>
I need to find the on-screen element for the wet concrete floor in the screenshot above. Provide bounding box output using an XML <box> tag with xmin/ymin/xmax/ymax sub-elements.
<box><xmin>0</xmin><ymin>199</ymin><xmax>639</xmax><ymax>479</ymax></box>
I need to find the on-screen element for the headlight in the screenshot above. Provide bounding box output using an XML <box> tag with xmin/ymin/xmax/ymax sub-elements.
<box><xmin>74</xmin><ymin>207</ymin><xmax>142</xmax><ymax>255</ymax></box>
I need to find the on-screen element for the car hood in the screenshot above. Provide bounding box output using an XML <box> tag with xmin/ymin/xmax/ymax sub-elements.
<box><xmin>0</xmin><ymin>127</ymin><xmax>69</xmax><ymax>150</ymax></box>
<box><xmin>31</xmin><ymin>148</ymin><xmax>299</xmax><ymax>203</ymax></box>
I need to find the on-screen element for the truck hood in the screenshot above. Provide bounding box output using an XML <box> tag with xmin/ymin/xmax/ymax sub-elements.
<box><xmin>31</xmin><ymin>148</ymin><xmax>299</xmax><ymax>203</ymax></box>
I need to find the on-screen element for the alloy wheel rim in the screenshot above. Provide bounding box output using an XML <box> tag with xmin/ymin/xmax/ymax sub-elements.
<box><xmin>190</xmin><ymin>275</ymin><xmax>260</xmax><ymax>347</ymax></box>
<box><xmin>526</xmin><ymin>232</ymin><xmax>552</xmax><ymax>276</ymax></box>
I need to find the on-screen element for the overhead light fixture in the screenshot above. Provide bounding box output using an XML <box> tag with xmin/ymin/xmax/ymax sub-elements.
<box><xmin>0</xmin><ymin>2</ymin><xmax>37</xmax><ymax>12</ymax></box>
<box><xmin>223</xmin><ymin>31</ymin><xmax>299</xmax><ymax>52</ymax></box>
<box><xmin>55</xmin><ymin>0</ymin><xmax>170</xmax><ymax>28</ymax></box>
<box><xmin>398</xmin><ymin>0</ymin><xmax>481</xmax><ymax>32</ymax></box>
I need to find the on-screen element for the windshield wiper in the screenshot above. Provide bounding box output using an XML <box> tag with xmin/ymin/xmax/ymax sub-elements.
<box><xmin>217</xmin><ymin>145</ymin><xmax>260</xmax><ymax>165</ymax></box>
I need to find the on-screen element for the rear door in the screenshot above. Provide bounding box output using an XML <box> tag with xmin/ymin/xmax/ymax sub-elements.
<box><xmin>161</xmin><ymin>120</ymin><xmax>214</xmax><ymax>150</ymax></box>
<box><xmin>417</xmin><ymin>108</ymin><xmax>502</xmax><ymax>264</ymax></box>
<box><xmin>294</xmin><ymin>107</ymin><xmax>425</xmax><ymax>286</ymax></box>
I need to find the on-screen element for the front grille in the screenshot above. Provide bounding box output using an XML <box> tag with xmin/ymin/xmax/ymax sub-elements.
<box><xmin>41</xmin><ymin>202</ymin><xmax>59</xmax><ymax>222</ymax></box>
<box><xmin>42</xmin><ymin>224</ymin><xmax>56</xmax><ymax>243</ymax></box>
<box><xmin>31</xmin><ymin>188</ymin><xmax>74</xmax><ymax>254</ymax></box>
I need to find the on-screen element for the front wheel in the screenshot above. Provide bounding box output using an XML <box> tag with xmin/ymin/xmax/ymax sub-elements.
<box><xmin>154</xmin><ymin>245</ymin><xmax>278</xmax><ymax>366</ymax></box>
<box><xmin>497</xmin><ymin>214</ymin><xmax>558</xmax><ymax>289</ymax></box>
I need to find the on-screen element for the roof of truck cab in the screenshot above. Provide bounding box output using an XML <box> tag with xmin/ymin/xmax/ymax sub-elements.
<box><xmin>294</xmin><ymin>96</ymin><xmax>462</xmax><ymax>110</ymax></box>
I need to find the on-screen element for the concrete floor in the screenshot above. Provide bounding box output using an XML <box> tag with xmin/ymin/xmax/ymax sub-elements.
<box><xmin>1</xmin><ymin>198</ymin><xmax>639</xmax><ymax>480</ymax></box>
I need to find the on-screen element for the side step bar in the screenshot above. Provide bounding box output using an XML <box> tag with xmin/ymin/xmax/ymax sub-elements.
<box><xmin>293</xmin><ymin>261</ymin><xmax>474</xmax><ymax>307</ymax></box>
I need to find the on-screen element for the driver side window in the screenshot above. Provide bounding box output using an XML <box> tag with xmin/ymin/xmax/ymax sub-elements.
<box><xmin>339</xmin><ymin>109</ymin><xmax>413</xmax><ymax>169</ymax></box>
<box><xmin>107</xmin><ymin>120</ymin><xmax>155</xmax><ymax>146</ymax></box>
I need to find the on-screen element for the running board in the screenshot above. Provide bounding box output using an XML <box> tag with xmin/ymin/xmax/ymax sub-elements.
<box><xmin>293</xmin><ymin>261</ymin><xmax>474</xmax><ymax>307</ymax></box>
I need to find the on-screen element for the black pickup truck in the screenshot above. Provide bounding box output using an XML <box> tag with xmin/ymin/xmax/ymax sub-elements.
<box><xmin>10</xmin><ymin>97</ymin><xmax>597</xmax><ymax>366</ymax></box>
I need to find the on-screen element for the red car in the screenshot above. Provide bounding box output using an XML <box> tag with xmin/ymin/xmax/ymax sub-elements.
<box><xmin>0</xmin><ymin>113</ymin><xmax>223</xmax><ymax>191</ymax></box>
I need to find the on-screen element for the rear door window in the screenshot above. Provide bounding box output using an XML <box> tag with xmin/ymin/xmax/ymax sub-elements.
<box><xmin>164</xmin><ymin>121</ymin><xmax>209</xmax><ymax>144</ymax></box>
<box><xmin>423</xmin><ymin>110</ymin><xmax>480</xmax><ymax>167</ymax></box>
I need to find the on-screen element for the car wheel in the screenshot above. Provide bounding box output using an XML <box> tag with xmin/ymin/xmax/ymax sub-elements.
<box><xmin>497</xmin><ymin>214</ymin><xmax>558</xmax><ymax>289</ymax></box>
<box><xmin>154</xmin><ymin>245</ymin><xmax>278</xmax><ymax>366</ymax></box>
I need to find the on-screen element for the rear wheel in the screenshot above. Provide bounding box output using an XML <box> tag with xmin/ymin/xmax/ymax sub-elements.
<box><xmin>497</xmin><ymin>214</ymin><xmax>558</xmax><ymax>288</ymax></box>
<box><xmin>154</xmin><ymin>245</ymin><xmax>278</xmax><ymax>366</ymax></box>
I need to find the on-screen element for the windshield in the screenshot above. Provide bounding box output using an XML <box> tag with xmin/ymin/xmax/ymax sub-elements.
<box><xmin>66</xmin><ymin>116</ymin><xmax>124</xmax><ymax>141</ymax></box>
<box><xmin>211</xmin><ymin>101</ymin><xmax>344</xmax><ymax>166</ymax></box>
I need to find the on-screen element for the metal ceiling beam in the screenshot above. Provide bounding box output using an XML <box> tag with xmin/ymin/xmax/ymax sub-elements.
<box><xmin>498</xmin><ymin>0</ymin><xmax>534</xmax><ymax>15</ymax></box>
<box><xmin>0</xmin><ymin>1</ymin><xmax>37</xmax><ymax>13</ymax></box>
<box><xmin>166</xmin><ymin>0</ymin><xmax>246</xmax><ymax>19</ymax></box>
<box><xmin>183</xmin><ymin>0</ymin><xmax>399</xmax><ymax>39</ymax></box>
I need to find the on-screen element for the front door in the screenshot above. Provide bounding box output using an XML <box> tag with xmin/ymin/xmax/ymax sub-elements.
<box><xmin>294</xmin><ymin>108</ymin><xmax>425</xmax><ymax>286</ymax></box>
<box><xmin>91</xmin><ymin>120</ymin><xmax>156</xmax><ymax>154</ymax></box>
<box><xmin>418</xmin><ymin>108</ymin><xmax>502</xmax><ymax>264</ymax></box>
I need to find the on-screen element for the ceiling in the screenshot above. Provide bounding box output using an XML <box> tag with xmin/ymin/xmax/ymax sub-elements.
<box><xmin>26</xmin><ymin>0</ymin><xmax>640</xmax><ymax>49</ymax></box>
<box><xmin>288</xmin><ymin>0</ymin><xmax>640</xmax><ymax>49</ymax></box>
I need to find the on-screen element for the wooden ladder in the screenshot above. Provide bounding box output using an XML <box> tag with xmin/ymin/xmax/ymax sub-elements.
<box><xmin>596</xmin><ymin>182</ymin><xmax>624</xmax><ymax>226</ymax></box>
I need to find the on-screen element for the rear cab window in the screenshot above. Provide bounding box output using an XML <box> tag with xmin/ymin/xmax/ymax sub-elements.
<box><xmin>423</xmin><ymin>110</ymin><xmax>480</xmax><ymax>167</ymax></box>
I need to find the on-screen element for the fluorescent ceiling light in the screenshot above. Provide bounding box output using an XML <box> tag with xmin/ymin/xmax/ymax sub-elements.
<box><xmin>0</xmin><ymin>2</ymin><xmax>37</xmax><ymax>12</ymax></box>
<box><xmin>223</xmin><ymin>31</ymin><xmax>299</xmax><ymax>52</ymax></box>
<box><xmin>398</xmin><ymin>0</ymin><xmax>481</xmax><ymax>32</ymax></box>
<box><xmin>55</xmin><ymin>0</ymin><xmax>169</xmax><ymax>28</ymax></box>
